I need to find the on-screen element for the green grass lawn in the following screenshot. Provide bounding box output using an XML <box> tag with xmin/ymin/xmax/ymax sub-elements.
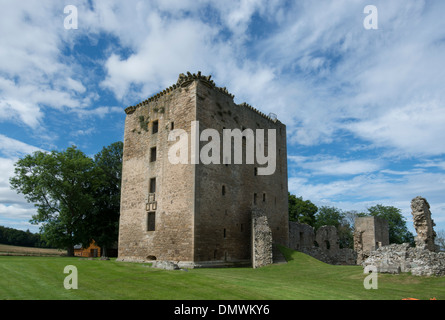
<box><xmin>0</xmin><ymin>246</ymin><xmax>444</xmax><ymax>300</ymax></box>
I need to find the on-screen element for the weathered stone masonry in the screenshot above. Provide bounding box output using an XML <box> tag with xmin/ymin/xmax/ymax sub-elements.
<box><xmin>354</xmin><ymin>216</ymin><xmax>389</xmax><ymax>265</ymax></box>
<box><xmin>117</xmin><ymin>72</ymin><xmax>289</xmax><ymax>268</ymax></box>
<box><xmin>362</xmin><ymin>197</ymin><xmax>445</xmax><ymax>276</ymax></box>
<box><xmin>288</xmin><ymin>221</ymin><xmax>356</xmax><ymax>265</ymax></box>
<box><xmin>411</xmin><ymin>196</ymin><xmax>437</xmax><ymax>252</ymax></box>
<box><xmin>251</xmin><ymin>208</ymin><xmax>273</xmax><ymax>268</ymax></box>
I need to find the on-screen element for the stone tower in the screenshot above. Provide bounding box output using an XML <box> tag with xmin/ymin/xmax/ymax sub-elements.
<box><xmin>117</xmin><ymin>72</ymin><xmax>289</xmax><ymax>267</ymax></box>
<box><xmin>354</xmin><ymin>216</ymin><xmax>389</xmax><ymax>264</ymax></box>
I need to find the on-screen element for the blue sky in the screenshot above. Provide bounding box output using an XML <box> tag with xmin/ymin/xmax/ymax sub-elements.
<box><xmin>1</xmin><ymin>0</ymin><xmax>444</xmax><ymax>235</ymax></box>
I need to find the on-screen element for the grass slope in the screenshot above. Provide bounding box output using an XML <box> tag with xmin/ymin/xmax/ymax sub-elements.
<box><xmin>0</xmin><ymin>246</ymin><xmax>444</xmax><ymax>300</ymax></box>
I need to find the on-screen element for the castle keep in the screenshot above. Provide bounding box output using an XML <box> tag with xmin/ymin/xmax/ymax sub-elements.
<box><xmin>117</xmin><ymin>72</ymin><xmax>289</xmax><ymax>267</ymax></box>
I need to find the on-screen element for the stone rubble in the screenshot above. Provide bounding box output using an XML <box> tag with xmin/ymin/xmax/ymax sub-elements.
<box><xmin>362</xmin><ymin>197</ymin><xmax>445</xmax><ymax>277</ymax></box>
<box><xmin>363</xmin><ymin>243</ymin><xmax>445</xmax><ymax>276</ymax></box>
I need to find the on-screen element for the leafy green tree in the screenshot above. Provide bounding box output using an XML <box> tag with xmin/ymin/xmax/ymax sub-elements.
<box><xmin>88</xmin><ymin>141</ymin><xmax>123</xmax><ymax>257</ymax></box>
<box><xmin>314</xmin><ymin>206</ymin><xmax>354</xmax><ymax>249</ymax></box>
<box><xmin>0</xmin><ymin>226</ymin><xmax>48</xmax><ymax>247</ymax></box>
<box><xmin>10</xmin><ymin>146</ymin><xmax>95</xmax><ymax>256</ymax></box>
<box><xmin>367</xmin><ymin>204</ymin><xmax>415</xmax><ymax>245</ymax></box>
<box><xmin>288</xmin><ymin>193</ymin><xmax>318</xmax><ymax>226</ymax></box>
<box><xmin>314</xmin><ymin>206</ymin><xmax>344</xmax><ymax>230</ymax></box>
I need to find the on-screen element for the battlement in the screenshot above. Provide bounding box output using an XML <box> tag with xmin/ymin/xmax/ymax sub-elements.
<box><xmin>124</xmin><ymin>72</ymin><xmax>279</xmax><ymax>123</ymax></box>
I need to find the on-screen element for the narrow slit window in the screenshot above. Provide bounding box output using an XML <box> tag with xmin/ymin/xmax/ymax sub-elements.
<box><xmin>149</xmin><ymin>178</ymin><xmax>156</xmax><ymax>193</ymax></box>
<box><xmin>253</xmin><ymin>193</ymin><xmax>257</xmax><ymax>205</ymax></box>
<box><xmin>222</xmin><ymin>185</ymin><xmax>226</xmax><ymax>196</ymax></box>
<box><xmin>150</xmin><ymin>147</ymin><xmax>157</xmax><ymax>162</ymax></box>
<box><xmin>263</xmin><ymin>193</ymin><xmax>266</xmax><ymax>202</ymax></box>
<box><xmin>147</xmin><ymin>212</ymin><xmax>156</xmax><ymax>231</ymax></box>
<box><xmin>152</xmin><ymin>120</ymin><xmax>159</xmax><ymax>134</ymax></box>
<box><xmin>170</xmin><ymin>122</ymin><xmax>174</xmax><ymax>130</ymax></box>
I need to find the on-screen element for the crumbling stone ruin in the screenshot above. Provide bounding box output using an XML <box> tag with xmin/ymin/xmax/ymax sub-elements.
<box><xmin>362</xmin><ymin>243</ymin><xmax>445</xmax><ymax>276</ymax></box>
<box><xmin>289</xmin><ymin>221</ymin><xmax>314</xmax><ymax>251</ymax></box>
<box><xmin>289</xmin><ymin>221</ymin><xmax>356</xmax><ymax>265</ymax></box>
<box><xmin>117</xmin><ymin>72</ymin><xmax>288</xmax><ymax>269</ymax></box>
<box><xmin>354</xmin><ymin>216</ymin><xmax>389</xmax><ymax>265</ymax></box>
<box><xmin>362</xmin><ymin>197</ymin><xmax>445</xmax><ymax>276</ymax></box>
<box><xmin>411</xmin><ymin>196</ymin><xmax>438</xmax><ymax>252</ymax></box>
<box><xmin>251</xmin><ymin>208</ymin><xmax>273</xmax><ymax>268</ymax></box>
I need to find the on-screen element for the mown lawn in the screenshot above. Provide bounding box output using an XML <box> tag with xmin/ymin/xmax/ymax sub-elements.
<box><xmin>0</xmin><ymin>246</ymin><xmax>444</xmax><ymax>300</ymax></box>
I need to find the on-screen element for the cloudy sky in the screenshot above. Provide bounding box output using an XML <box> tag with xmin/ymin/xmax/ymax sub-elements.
<box><xmin>1</xmin><ymin>0</ymin><xmax>444</xmax><ymax>234</ymax></box>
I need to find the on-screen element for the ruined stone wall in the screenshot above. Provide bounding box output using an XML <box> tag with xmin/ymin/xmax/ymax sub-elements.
<box><xmin>251</xmin><ymin>209</ymin><xmax>273</xmax><ymax>268</ymax></box>
<box><xmin>363</xmin><ymin>243</ymin><xmax>445</xmax><ymax>276</ymax></box>
<box><xmin>361</xmin><ymin>198</ymin><xmax>443</xmax><ymax>276</ymax></box>
<box><xmin>315</xmin><ymin>225</ymin><xmax>339</xmax><ymax>252</ymax></box>
<box><xmin>288</xmin><ymin>222</ymin><xmax>356</xmax><ymax>265</ymax></box>
<box><xmin>354</xmin><ymin>216</ymin><xmax>389</xmax><ymax>264</ymax></box>
<box><xmin>411</xmin><ymin>196</ymin><xmax>437</xmax><ymax>252</ymax></box>
<box><xmin>288</xmin><ymin>221</ymin><xmax>315</xmax><ymax>251</ymax></box>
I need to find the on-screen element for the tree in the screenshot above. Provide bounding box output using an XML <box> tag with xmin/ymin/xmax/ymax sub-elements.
<box><xmin>343</xmin><ymin>210</ymin><xmax>368</xmax><ymax>229</ymax></box>
<box><xmin>314</xmin><ymin>206</ymin><xmax>354</xmax><ymax>249</ymax></box>
<box><xmin>435</xmin><ymin>229</ymin><xmax>445</xmax><ymax>252</ymax></box>
<box><xmin>366</xmin><ymin>204</ymin><xmax>415</xmax><ymax>245</ymax></box>
<box><xmin>88</xmin><ymin>141</ymin><xmax>123</xmax><ymax>257</ymax></box>
<box><xmin>288</xmin><ymin>193</ymin><xmax>318</xmax><ymax>226</ymax></box>
<box><xmin>10</xmin><ymin>146</ymin><xmax>95</xmax><ymax>256</ymax></box>
<box><xmin>0</xmin><ymin>226</ymin><xmax>48</xmax><ymax>247</ymax></box>
<box><xmin>314</xmin><ymin>206</ymin><xmax>344</xmax><ymax>230</ymax></box>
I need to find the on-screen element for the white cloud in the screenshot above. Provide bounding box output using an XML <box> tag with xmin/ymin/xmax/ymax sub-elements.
<box><xmin>0</xmin><ymin>135</ymin><xmax>44</xmax><ymax>158</ymax></box>
<box><xmin>246</xmin><ymin>0</ymin><xmax>445</xmax><ymax>156</ymax></box>
<box><xmin>74</xmin><ymin>106</ymin><xmax>123</xmax><ymax>119</ymax></box>
<box><xmin>66</xmin><ymin>78</ymin><xmax>87</xmax><ymax>94</ymax></box>
<box><xmin>415</xmin><ymin>160</ymin><xmax>445</xmax><ymax>171</ymax></box>
<box><xmin>2</xmin><ymin>0</ymin><xmax>444</xmax><ymax>157</ymax></box>
<box><xmin>0</xmin><ymin>136</ymin><xmax>44</xmax><ymax>230</ymax></box>
<box><xmin>347</xmin><ymin>101</ymin><xmax>445</xmax><ymax>156</ymax></box>
<box><xmin>0</xmin><ymin>157</ymin><xmax>37</xmax><ymax>227</ymax></box>
<box><xmin>0</xmin><ymin>0</ymin><xmax>105</xmax><ymax>132</ymax></box>
<box><xmin>289</xmin><ymin>155</ymin><xmax>383</xmax><ymax>176</ymax></box>
<box><xmin>0</xmin><ymin>98</ymin><xmax>43</xmax><ymax>129</ymax></box>
<box><xmin>100</xmin><ymin>12</ymin><xmax>221</xmax><ymax>101</ymax></box>
<box><xmin>0</xmin><ymin>203</ymin><xmax>35</xmax><ymax>220</ymax></box>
